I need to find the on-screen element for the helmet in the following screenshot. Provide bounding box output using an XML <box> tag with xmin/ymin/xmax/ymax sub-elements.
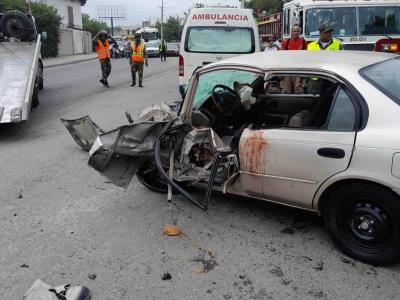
<box><xmin>134</xmin><ymin>33</ymin><xmax>141</xmax><ymax>39</ymax></box>
<box><xmin>99</xmin><ymin>30</ymin><xmax>107</xmax><ymax>36</ymax></box>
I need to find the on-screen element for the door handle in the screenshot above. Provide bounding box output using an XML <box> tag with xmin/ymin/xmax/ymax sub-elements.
<box><xmin>317</xmin><ymin>148</ymin><xmax>345</xmax><ymax>159</ymax></box>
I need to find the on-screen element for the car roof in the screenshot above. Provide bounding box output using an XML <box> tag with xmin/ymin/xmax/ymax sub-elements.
<box><xmin>204</xmin><ymin>51</ymin><xmax>396</xmax><ymax>73</ymax></box>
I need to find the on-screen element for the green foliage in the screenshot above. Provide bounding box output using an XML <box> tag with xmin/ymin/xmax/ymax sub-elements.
<box><xmin>155</xmin><ymin>16</ymin><xmax>183</xmax><ymax>42</ymax></box>
<box><xmin>82</xmin><ymin>13</ymin><xmax>108</xmax><ymax>37</ymax></box>
<box><xmin>245</xmin><ymin>0</ymin><xmax>283</xmax><ymax>15</ymax></box>
<box><xmin>0</xmin><ymin>0</ymin><xmax>61</xmax><ymax>57</ymax></box>
<box><xmin>31</xmin><ymin>3</ymin><xmax>61</xmax><ymax>57</ymax></box>
<box><xmin>0</xmin><ymin>0</ymin><xmax>28</xmax><ymax>11</ymax></box>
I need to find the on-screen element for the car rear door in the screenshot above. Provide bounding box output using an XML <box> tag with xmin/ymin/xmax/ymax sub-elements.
<box><xmin>238</xmin><ymin>83</ymin><xmax>360</xmax><ymax>209</ymax></box>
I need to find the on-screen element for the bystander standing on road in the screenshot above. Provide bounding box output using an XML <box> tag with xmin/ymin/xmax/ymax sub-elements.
<box><xmin>264</xmin><ymin>37</ymin><xmax>280</xmax><ymax>51</ymax></box>
<box><xmin>307</xmin><ymin>24</ymin><xmax>343</xmax><ymax>93</ymax></box>
<box><xmin>93</xmin><ymin>30</ymin><xmax>116</xmax><ymax>88</ymax></box>
<box><xmin>130</xmin><ymin>33</ymin><xmax>148</xmax><ymax>87</ymax></box>
<box><xmin>159</xmin><ymin>40</ymin><xmax>167</xmax><ymax>62</ymax></box>
<box><xmin>281</xmin><ymin>24</ymin><xmax>307</xmax><ymax>93</ymax></box>
<box><xmin>307</xmin><ymin>24</ymin><xmax>343</xmax><ymax>51</ymax></box>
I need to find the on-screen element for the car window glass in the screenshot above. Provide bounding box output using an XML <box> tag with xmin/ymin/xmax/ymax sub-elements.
<box><xmin>327</xmin><ymin>88</ymin><xmax>355</xmax><ymax>131</ymax></box>
<box><xmin>193</xmin><ymin>70</ymin><xmax>259</xmax><ymax>110</ymax></box>
<box><xmin>360</xmin><ymin>57</ymin><xmax>400</xmax><ymax>105</ymax></box>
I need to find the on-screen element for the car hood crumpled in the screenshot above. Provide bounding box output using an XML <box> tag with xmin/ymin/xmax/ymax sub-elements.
<box><xmin>61</xmin><ymin>103</ymin><xmax>177</xmax><ymax>188</ymax></box>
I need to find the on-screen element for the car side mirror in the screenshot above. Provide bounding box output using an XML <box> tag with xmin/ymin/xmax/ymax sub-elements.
<box><xmin>41</xmin><ymin>31</ymin><xmax>48</xmax><ymax>41</ymax></box>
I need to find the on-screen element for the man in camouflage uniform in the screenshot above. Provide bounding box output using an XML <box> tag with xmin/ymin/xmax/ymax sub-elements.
<box><xmin>93</xmin><ymin>30</ymin><xmax>116</xmax><ymax>88</ymax></box>
<box><xmin>130</xmin><ymin>33</ymin><xmax>148</xmax><ymax>87</ymax></box>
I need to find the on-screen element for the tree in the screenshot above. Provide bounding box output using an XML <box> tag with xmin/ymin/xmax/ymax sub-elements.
<box><xmin>245</xmin><ymin>0</ymin><xmax>283</xmax><ymax>16</ymax></box>
<box><xmin>31</xmin><ymin>3</ymin><xmax>62</xmax><ymax>57</ymax></box>
<box><xmin>82</xmin><ymin>13</ymin><xmax>108</xmax><ymax>37</ymax></box>
<box><xmin>156</xmin><ymin>16</ymin><xmax>184</xmax><ymax>42</ymax></box>
<box><xmin>0</xmin><ymin>0</ymin><xmax>28</xmax><ymax>12</ymax></box>
<box><xmin>0</xmin><ymin>0</ymin><xmax>62</xmax><ymax>57</ymax></box>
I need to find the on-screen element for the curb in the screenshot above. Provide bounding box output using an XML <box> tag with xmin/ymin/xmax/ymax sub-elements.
<box><xmin>44</xmin><ymin>56</ymin><xmax>97</xmax><ymax>68</ymax></box>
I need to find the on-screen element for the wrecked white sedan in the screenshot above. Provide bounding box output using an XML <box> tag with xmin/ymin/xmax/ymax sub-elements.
<box><xmin>63</xmin><ymin>51</ymin><xmax>400</xmax><ymax>266</ymax></box>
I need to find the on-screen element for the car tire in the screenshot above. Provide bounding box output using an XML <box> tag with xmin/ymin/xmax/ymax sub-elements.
<box><xmin>324</xmin><ymin>182</ymin><xmax>400</xmax><ymax>265</ymax></box>
<box><xmin>0</xmin><ymin>11</ymin><xmax>34</xmax><ymax>41</ymax></box>
<box><xmin>137</xmin><ymin>160</ymin><xmax>169</xmax><ymax>194</ymax></box>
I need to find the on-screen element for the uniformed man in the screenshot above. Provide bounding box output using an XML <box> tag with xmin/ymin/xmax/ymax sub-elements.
<box><xmin>307</xmin><ymin>24</ymin><xmax>343</xmax><ymax>50</ymax></box>
<box><xmin>130</xmin><ymin>33</ymin><xmax>148</xmax><ymax>87</ymax></box>
<box><xmin>159</xmin><ymin>40</ymin><xmax>167</xmax><ymax>61</ymax></box>
<box><xmin>93</xmin><ymin>30</ymin><xmax>116</xmax><ymax>88</ymax></box>
<box><xmin>307</xmin><ymin>24</ymin><xmax>343</xmax><ymax>94</ymax></box>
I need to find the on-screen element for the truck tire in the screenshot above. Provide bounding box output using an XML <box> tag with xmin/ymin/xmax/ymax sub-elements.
<box><xmin>38</xmin><ymin>61</ymin><xmax>44</xmax><ymax>90</ymax></box>
<box><xmin>0</xmin><ymin>11</ymin><xmax>34</xmax><ymax>41</ymax></box>
<box><xmin>32</xmin><ymin>86</ymin><xmax>39</xmax><ymax>108</ymax></box>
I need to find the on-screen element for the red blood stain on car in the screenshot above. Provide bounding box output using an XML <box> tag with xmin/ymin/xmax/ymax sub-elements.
<box><xmin>239</xmin><ymin>130</ymin><xmax>268</xmax><ymax>174</ymax></box>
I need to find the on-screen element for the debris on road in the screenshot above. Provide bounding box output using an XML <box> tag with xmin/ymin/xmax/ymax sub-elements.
<box><xmin>20</xmin><ymin>263</ymin><xmax>29</xmax><ymax>268</ymax></box>
<box><xmin>163</xmin><ymin>225</ymin><xmax>183</xmax><ymax>236</ymax></box>
<box><xmin>88</xmin><ymin>273</ymin><xmax>97</xmax><ymax>280</ymax></box>
<box><xmin>314</xmin><ymin>261</ymin><xmax>324</xmax><ymax>271</ymax></box>
<box><xmin>18</xmin><ymin>191</ymin><xmax>23</xmax><ymax>199</ymax></box>
<box><xmin>340</xmin><ymin>257</ymin><xmax>356</xmax><ymax>266</ymax></box>
<box><xmin>161</xmin><ymin>272</ymin><xmax>172</xmax><ymax>280</ymax></box>
<box><xmin>23</xmin><ymin>279</ymin><xmax>90</xmax><ymax>300</ymax></box>
<box><xmin>192</xmin><ymin>250</ymin><xmax>218</xmax><ymax>273</ymax></box>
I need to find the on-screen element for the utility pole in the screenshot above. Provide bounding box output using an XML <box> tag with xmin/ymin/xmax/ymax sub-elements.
<box><xmin>160</xmin><ymin>0</ymin><xmax>164</xmax><ymax>41</ymax></box>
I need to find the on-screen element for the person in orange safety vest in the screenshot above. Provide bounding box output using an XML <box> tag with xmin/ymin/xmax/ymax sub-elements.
<box><xmin>129</xmin><ymin>33</ymin><xmax>148</xmax><ymax>87</ymax></box>
<box><xmin>93</xmin><ymin>30</ymin><xmax>116</xmax><ymax>88</ymax></box>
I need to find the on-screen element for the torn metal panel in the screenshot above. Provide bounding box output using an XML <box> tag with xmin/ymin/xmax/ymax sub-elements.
<box><xmin>88</xmin><ymin>121</ymin><xmax>167</xmax><ymax>188</ymax></box>
<box><xmin>61</xmin><ymin>115</ymin><xmax>104</xmax><ymax>151</ymax></box>
<box><xmin>23</xmin><ymin>279</ymin><xmax>90</xmax><ymax>300</ymax></box>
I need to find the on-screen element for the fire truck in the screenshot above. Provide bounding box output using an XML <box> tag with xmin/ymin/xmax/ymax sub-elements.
<box><xmin>282</xmin><ymin>0</ymin><xmax>400</xmax><ymax>52</ymax></box>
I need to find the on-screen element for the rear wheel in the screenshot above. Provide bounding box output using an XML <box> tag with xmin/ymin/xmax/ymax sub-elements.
<box><xmin>31</xmin><ymin>86</ymin><xmax>39</xmax><ymax>108</ymax></box>
<box><xmin>324</xmin><ymin>182</ymin><xmax>400</xmax><ymax>265</ymax></box>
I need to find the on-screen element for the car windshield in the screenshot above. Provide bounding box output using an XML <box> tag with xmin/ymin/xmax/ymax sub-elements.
<box><xmin>142</xmin><ymin>32</ymin><xmax>158</xmax><ymax>42</ymax></box>
<box><xmin>193</xmin><ymin>69</ymin><xmax>259</xmax><ymax>110</ymax></box>
<box><xmin>167</xmin><ymin>43</ymin><xmax>179</xmax><ymax>50</ymax></box>
<box><xmin>186</xmin><ymin>27</ymin><xmax>254</xmax><ymax>53</ymax></box>
<box><xmin>147</xmin><ymin>42</ymin><xmax>159</xmax><ymax>48</ymax></box>
<box><xmin>360</xmin><ymin>57</ymin><xmax>400</xmax><ymax>105</ymax></box>
<box><xmin>305</xmin><ymin>7</ymin><xmax>357</xmax><ymax>37</ymax></box>
<box><xmin>359</xmin><ymin>7</ymin><xmax>400</xmax><ymax>35</ymax></box>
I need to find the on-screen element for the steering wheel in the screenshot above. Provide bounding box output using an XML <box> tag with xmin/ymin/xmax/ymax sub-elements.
<box><xmin>211</xmin><ymin>84</ymin><xmax>241</xmax><ymax>117</ymax></box>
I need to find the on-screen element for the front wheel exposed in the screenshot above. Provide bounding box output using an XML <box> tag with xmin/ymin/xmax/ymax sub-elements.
<box><xmin>137</xmin><ymin>161</ymin><xmax>169</xmax><ymax>194</ymax></box>
<box><xmin>324</xmin><ymin>182</ymin><xmax>400</xmax><ymax>265</ymax></box>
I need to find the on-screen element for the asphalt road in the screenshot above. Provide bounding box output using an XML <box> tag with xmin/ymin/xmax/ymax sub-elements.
<box><xmin>1</xmin><ymin>57</ymin><xmax>399</xmax><ymax>299</ymax></box>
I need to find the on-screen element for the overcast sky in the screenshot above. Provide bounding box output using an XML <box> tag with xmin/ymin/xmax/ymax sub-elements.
<box><xmin>83</xmin><ymin>0</ymin><xmax>242</xmax><ymax>26</ymax></box>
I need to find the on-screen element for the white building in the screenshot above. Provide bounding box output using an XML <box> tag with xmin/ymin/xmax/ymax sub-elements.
<box><xmin>33</xmin><ymin>0</ymin><xmax>92</xmax><ymax>56</ymax></box>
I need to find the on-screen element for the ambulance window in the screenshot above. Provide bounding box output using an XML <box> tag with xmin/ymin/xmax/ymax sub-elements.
<box><xmin>186</xmin><ymin>27</ymin><xmax>255</xmax><ymax>54</ymax></box>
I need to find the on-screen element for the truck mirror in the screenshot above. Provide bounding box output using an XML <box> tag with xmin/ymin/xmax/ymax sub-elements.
<box><xmin>41</xmin><ymin>31</ymin><xmax>48</xmax><ymax>40</ymax></box>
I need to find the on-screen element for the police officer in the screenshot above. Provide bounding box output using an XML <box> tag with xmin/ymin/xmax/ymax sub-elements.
<box><xmin>93</xmin><ymin>30</ymin><xmax>116</xmax><ymax>88</ymax></box>
<box><xmin>307</xmin><ymin>24</ymin><xmax>343</xmax><ymax>50</ymax></box>
<box><xmin>130</xmin><ymin>33</ymin><xmax>148</xmax><ymax>87</ymax></box>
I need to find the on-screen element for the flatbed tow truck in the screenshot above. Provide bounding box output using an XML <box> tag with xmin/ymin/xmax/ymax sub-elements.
<box><xmin>0</xmin><ymin>10</ymin><xmax>44</xmax><ymax>124</ymax></box>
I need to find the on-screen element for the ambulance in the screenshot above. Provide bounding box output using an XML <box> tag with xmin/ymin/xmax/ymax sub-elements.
<box><xmin>179</xmin><ymin>7</ymin><xmax>261</xmax><ymax>97</ymax></box>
